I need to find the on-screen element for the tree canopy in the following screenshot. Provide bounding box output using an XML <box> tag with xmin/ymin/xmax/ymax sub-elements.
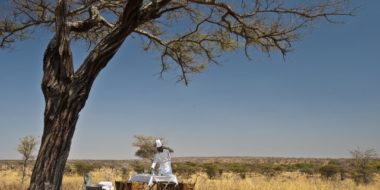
<box><xmin>1</xmin><ymin>0</ymin><xmax>352</xmax><ymax>84</ymax></box>
<box><xmin>133</xmin><ymin>135</ymin><xmax>173</xmax><ymax>160</ymax></box>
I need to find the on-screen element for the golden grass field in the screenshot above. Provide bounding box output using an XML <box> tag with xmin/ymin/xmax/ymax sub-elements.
<box><xmin>0</xmin><ymin>168</ymin><xmax>379</xmax><ymax>190</ymax></box>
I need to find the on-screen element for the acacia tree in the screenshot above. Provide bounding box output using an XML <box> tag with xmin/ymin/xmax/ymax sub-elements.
<box><xmin>133</xmin><ymin>135</ymin><xmax>173</xmax><ymax>160</ymax></box>
<box><xmin>0</xmin><ymin>0</ymin><xmax>352</xmax><ymax>189</ymax></box>
<box><xmin>350</xmin><ymin>148</ymin><xmax>377</xmax><ymax>184</ymax></box>
<box><xmin>17</xmin><ymin>136</ymin><xmax>38</xmax><ymax>183</ymax></box>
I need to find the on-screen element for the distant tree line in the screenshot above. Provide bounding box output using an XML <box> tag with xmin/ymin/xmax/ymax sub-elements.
<box><xmin>127</xmin><ymin>148</ymin><xmax>379</xmax><ymax>185</ymax></box>
<box><xmin>13</xmin><ymin>135</ymin><xmax>378</xmax><ymax>186</ymax></box>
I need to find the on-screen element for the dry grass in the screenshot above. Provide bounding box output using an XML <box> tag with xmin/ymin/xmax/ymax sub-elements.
<box><xmin>0</xmin><ymin>169</ymin><xmax>27</xmax><ymax>190</ymax></box>
<box><xmin>189</xmin><ymin>173</ymin><xmax>380</xmax><ymax>190</ymax></box>
<box><xmin>0</xmin><ymin>169</ymin><xmax>379</xmax><ymax>190</ymax></box>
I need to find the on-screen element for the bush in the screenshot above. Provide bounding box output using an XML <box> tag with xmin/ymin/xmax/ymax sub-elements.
<box><xmin>74</xmin><ymin>162</ymin><xmax>99</xmax><ymax>175</ymax></box>
<box><xmin>319</xmin><ymin>164</ymin><xmax>340</xmax><ymax>180</ymax></box>
<box><xmin>369</xmin><ymin>160</ymin><xmax>380</xmax><ymax>173</ymax></box>
<box><xmin>376</xmin><ymin>165</ymin><xmax>380</xmax><ymax>173</ymax></box>
<box><xmin>375</xmin><ymin>165</ymin><xmax>380</xmax><ymax>173</ymax></box>
<box><xmin>172</xmin><ymin>162</ymin><xmax>199</xmax><ymax>177</ymax></box>
<box><xmin>350</xmin><ymin>149</ymin><xmax>377</xmax><ymax>185</ymax></box>
<box><xmin>226</xmin><ymin>163</ymin><xmax>249</xmax><ymax>179</ymax></box>
<box><xmin>254</xmin><ymin>163</ymin><xmax>283</xmax><ymax>178</ymax></box>
<box><xmin>64</xmin><ymin>164</ymin><xmax>76</xmax><ymax>175</ymax></box>
<box><xmin>351</xmin><ymin>169</ymin><xmax>374</xmax><ymax>185</ymax></box>
<box><xmin>130</xmin><ymin>161</ymin><xmax>146</xmax><ymax>174</ymax></box>
<box><xmin>202</xmin><ymin>163</ymin><xmax>222</xmax><ymax>179</ymax></box>
<box><xmin>120</xmin><ymin>167</ymin><xmax>131</xmax><ymax>181</ymax></box>
<box><xmin>277</xmin><ymin>164</ymin><xmax>297</xmax><ymax>172</ymax></box>
<box><xmin>294</xmin><ymin>163</ymin><xmax>318</xmax><ymax>175</ymax></box>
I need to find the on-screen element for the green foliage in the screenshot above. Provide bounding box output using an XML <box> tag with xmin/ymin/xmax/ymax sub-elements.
<box><xmin>351</xmin><ymin>168</ymin><xmax>375</xmax><ymax>185</ymax></box>
<box><xmin>17</xmin><ymin>135</ymin><xmax>38</xmax><ymax>183</ymax></box>
<box><xmin>64</xmin><ymin>164</ymin><xmax>76</xmax><ymax>175</ymax></box>
<box><xmin>254</xmin><ymin>163</ymin><xmax>283</xmax><ymax>177</ymax></box>
<box><xmin>17</xmin><ymin>136</ymin><xmax>38</xmax><ymax>161</ymax></box>
<box><xmin>226</xmin><ymin>163</ymin><xmax>250</xmax><ymax>179</ymax></box>
<box><xmin>325</xmin><ymin>161</ymin><xmax>349</xmax><ymax>181</ymax></box>
<box><xmin>130</xmin><ymin>161</ymin><xmax>147</xmax><ymax>174</ymax></box>
<box><xmin>133</xmin><ymin>135</ymin><xmax>173</xmax><ymax>160</ymax></box>
<box><xmin>369</xmin><ymin>160</ymin><xmax>380</xmax><ymax>173</ymax></box>
<box><xmin>376</xmin><ymin>165</ymin><xmax>380</xmax><ymax>173</ymax></box>
<box><xmin>350</xmin><ymin>148</ymin><xmax>377</xmax><ymax>185</ymax></box>
<box><xmin>226</xmin><ymin>163</ymin><xmax>249</xmax><ymax>173</ymax></box>
<box><xmin>202</xmin><ymin>163</ymin><xmax>223</xmax><ymax>179</ymax></box>
<box><xmin>172</xmin><ymin>162</ymin><xmax>199</xmax><ymax>178</ymax></box>
<box><xmin>277</xmin><ymin>164</ymin><xmax>297</xmax><ymax>172</ymax></box>
<box><xmin>73</xmin><ymin>162</ymin><xmax>100</xmax><ymax>175</ymax></box>
<box><xmin>319</xmin><ymin>164</ymin><xmax>341</xmax><ymax>180</ymax></box>
<box><xmin>293</xmin><ymin>163</ymin><xmax>318</xmax><ymax>175</ymax></box>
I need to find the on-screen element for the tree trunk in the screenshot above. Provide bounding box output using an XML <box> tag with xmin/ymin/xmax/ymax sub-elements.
<box><xmin>29</xmin><ymin>49</ymin><xmax>90</xmax><ymax>189</ymax></box>
<box><xmin>28</xmin><ymin>20</ymin><xmax>136</xmax><ymax>190</ymax></box>
<box><xmin>28</xmin><ymin>1</ymin><xmax>145</xmax><ymax>189</ymax></box>
<box><xmin>28</xmin><ymin>2</ymin><xmax>87</xmax><ymax>189</ymax></box>
<box><xmin>28</xmin><ymin>38</ymin><xmax>92</xmax><ymax>189</ymax></box>
<box><xmin>21</xmin><ymin>159</ymin><xmax>27</xmax><ymax>183</ymax></box>
<box><xmin>28</xmin><ymin>99</ymin><xmax>80</xmax><ymax>189</ymax></box>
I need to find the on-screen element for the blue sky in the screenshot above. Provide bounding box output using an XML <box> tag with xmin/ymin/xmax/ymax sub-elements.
<box><xmin>0</xmin><ymin>1</ymin><xmax>379</xmax><ymax>160</ymax></box>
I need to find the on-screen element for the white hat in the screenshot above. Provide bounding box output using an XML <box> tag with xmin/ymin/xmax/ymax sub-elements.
<box><xmin>155</xmin><ymin>139</ymin><xmax>162</xmax><ymax>147</ymax></box>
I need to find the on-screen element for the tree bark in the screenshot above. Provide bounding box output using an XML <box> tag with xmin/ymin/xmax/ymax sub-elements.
<box><xmin>28</xmin><ymin>1</ymin><xmax>149</xmax><ymax>189</ymax></box>
<box><xmin>28</xmin><ymin>2</ymin><xmax>85</xmax><ymax>189</ymax></box>
<box><xmin>29</xmin><ymin>33</ymin><xmax>88</xmax><ymax>190</ymax></box>
<box><xmin>29</xmin><ymin>32</ymin><xmax>95</xmax><ymax>189</ymax></box>
<box><xmin>28</xmin><ymin>94</ymin><xmax>82</xmax><ymax>189</ymax></box>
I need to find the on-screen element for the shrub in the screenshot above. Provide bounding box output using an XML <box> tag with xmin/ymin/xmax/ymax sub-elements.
<box><xmin>254</xmin><ymin>163</ymin><xmax>283</xmax><ymax>178</ymax></box>
<box><xmin>226</xmin><ymin>163</ymin><xmax>249</xmax><ymax>179</ymax></box>
<box><xmin>64</xmin><ymin>164</ymin><xmax>76</xmax><ymax>175</ymax></box>
<box><xmin>120</xmin><ymin>167</ymin><xmax>131</xmax><ymax>181</ymax></box>
<box><xmin>319</xmin><ymin>164</ymin><xmax>340</xmax><ymax>180</ymax></box>
<box><xmin>74</xmin><ymin>162</ymin><xmax>99</xmax><ymax>175</ymax></box>
<box><xmin>172</xmin><ymin>162</ymin><xmax>199</xmax><ymax>177</ymax></box>
<box><xmin>130</xmin><ymin>161</ymin><xmax>147</xmax><ymax>174</ymax></box>
<box><xmin>350</xmin><ymin>148</ymin><xmax>377</xmax><ymax>185</ymax></box>
<box><xmin>376</xmin><ymin>165</ymin><xmax>380</xmax><ymax>173</ymax></box>
<box><xmin>369</xmin><ymin>160</ymin><xmax>380</xmax><ymax>173</ymax></box>
<box><xmin>202</xmin><ymin>163</ymin><xmax>222</xmax><ymax>179</ymax></box>
<box><xmin>294</xmin><ymin>163</ymin><xmax>318</xmax><ymax>176</ymax></box>
<box><xmin>277</xmin><ymin>164</ymin><xmax>297</xmax><ymax>172</ymax></box>
<box><xmin>376</xmin><ymin>166</ymin><xmax>380</xmax><ymax>174</ymax></box>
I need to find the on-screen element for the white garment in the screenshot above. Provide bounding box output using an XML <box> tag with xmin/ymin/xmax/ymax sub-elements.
<box><xmin>151</xmin><ymin>149</ymin><xmax>172</xmax><ymax>175</ymax></box>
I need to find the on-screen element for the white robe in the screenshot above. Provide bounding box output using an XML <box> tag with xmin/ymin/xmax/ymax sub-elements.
<box><xmin>151</xmin><ymin>149</ymin><xmax>172</xmax><ymax>176</ymax></box>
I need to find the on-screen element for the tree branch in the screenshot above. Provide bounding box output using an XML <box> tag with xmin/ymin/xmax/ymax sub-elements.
<box><xmin>2</xmin><ymin>0</ymin><xmax>354</xmax><ymax>85</ymax></box>
<box><xmin>74</xmin><ymin>0</ymin><xmax>145</xmax><ymax>86</ymax></box>
<box><xmin>68</xmin><ymin>6</ymin><xmax>115</xmax><ymax>32</ymax></box>
<box><xmin>0</xmin><ymin>0</ymin><xmax>55</xmax><ymax>48</ymax></box>
<box><xmin>134</xmin><ymin>11</ymin><xmax>218</xmax><ymax>85</ymax></box>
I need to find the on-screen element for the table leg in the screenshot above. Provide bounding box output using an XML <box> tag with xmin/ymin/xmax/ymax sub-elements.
<box><xmin>149</xmin><ymin>183</ymin><xmax>156</xmax><ymax>190</ymax></box>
